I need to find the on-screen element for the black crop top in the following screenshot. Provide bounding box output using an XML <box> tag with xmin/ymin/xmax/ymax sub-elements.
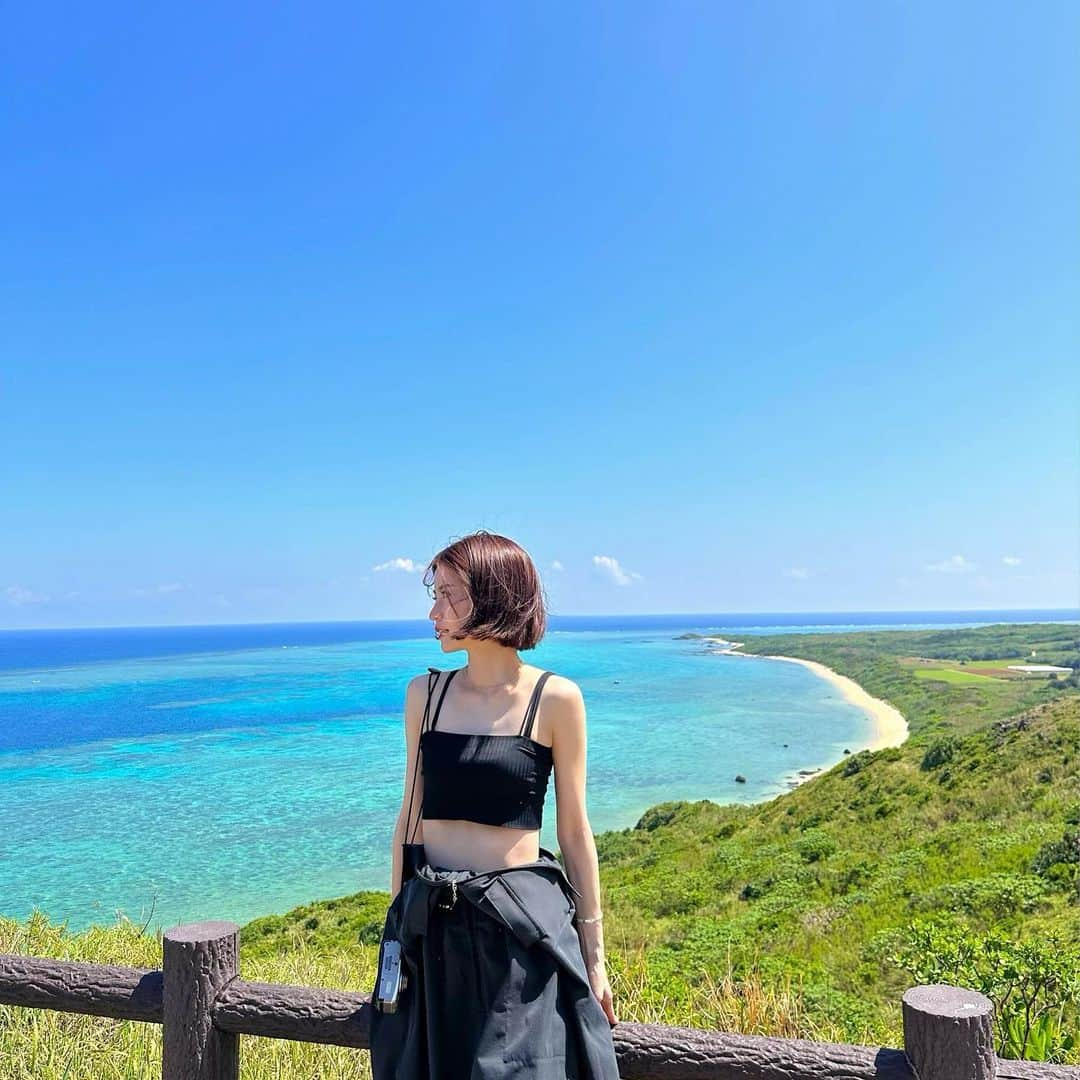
<box><xmin>419</xmin><ymin>667</ymin><xmax>554</xmax><ymax>830</ymax></box>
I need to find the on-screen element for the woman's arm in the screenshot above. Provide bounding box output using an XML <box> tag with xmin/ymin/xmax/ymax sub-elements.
<box><xmin>551</xmin><ymin>677</ymin><xmax>618</xmax><ymax>1025</ymax></box>
<box><xmin>390</xmin><ymin>673</ymin><xmax>428</xmax><ymax>901</ymax></box>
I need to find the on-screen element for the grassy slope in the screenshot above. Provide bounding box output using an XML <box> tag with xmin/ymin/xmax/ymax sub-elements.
<box><xmin>593</xmin><ymin>623</ymin><xmax>1080</xmax><ymax>1042</ymax></box>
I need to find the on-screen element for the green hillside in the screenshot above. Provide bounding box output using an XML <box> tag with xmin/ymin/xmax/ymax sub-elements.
<box><xmin>600</xmin><ymin>623</ymin><xmax>1080</xmax><ymax>1055</ymax></box>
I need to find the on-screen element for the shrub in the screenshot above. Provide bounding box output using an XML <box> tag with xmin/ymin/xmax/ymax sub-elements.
<box><xmin>912</xmin><ymin>874</ymin><xmax>1048</xmax><ymax>918</ymax></box>
<box><xmin>837</xmin><ymin>860</ymin><xmax>875</xmax><ymax>893</ymax></box>
<box><xmin>740</xmin><ymin>878</ymin><xmax>771</xmax><ymax>901</ymax></box>
<box><xmin>794</xmin><ymin>829</ymin><xmax>838</xmax><ymax>863</ymax></box>
<box><xmin>921</xmin><ymin>737</ymin><xmax>957</xmax><ymax>771</ymax></box>
<box><xmin>1032</xmin><ymin>829</ymin><xmax>1080</xmax><ymax>894</ymax></box>
<box><xmin>842</xmin><ymin>750</ymin><xmax>872</xmax><ymax>777</ymax></box>
<box><xmin>888</xmin><ymin>917</ymin><xmax>1080</xmax><ymax>1062</ymax></box>
<box><xmin>637</xmin><ymin>803</ymin><xmax>685</xmax><ymax>831</ymax></box>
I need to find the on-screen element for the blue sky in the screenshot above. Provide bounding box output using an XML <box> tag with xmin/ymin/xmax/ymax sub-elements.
<box><xmin>2</xmin><ymin>2</ymin><xmax>1077</xmax><ymax>629</ymax></box>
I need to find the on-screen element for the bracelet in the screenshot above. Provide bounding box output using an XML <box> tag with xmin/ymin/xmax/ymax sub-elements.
<box><xmin>575</xmin><ymin>913</ymin><xmax>603</xmax><ymax>924</ymax></box>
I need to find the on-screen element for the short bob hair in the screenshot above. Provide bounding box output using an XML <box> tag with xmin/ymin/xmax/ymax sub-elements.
<box><xmin>424</xmin><ymin>530</ymin><xmax>548</xmax><ymax>650</ymax></box>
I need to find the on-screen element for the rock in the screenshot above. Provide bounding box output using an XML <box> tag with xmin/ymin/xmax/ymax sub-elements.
<box><xmin>735</xmin><ymin>774</ymin><xmax>746</xmax><ymax>783</ymax></box>
<box><xmin>994</xmin><ymin>714</ymin><xmax>1030</xmax><ymax>735</ymax></box>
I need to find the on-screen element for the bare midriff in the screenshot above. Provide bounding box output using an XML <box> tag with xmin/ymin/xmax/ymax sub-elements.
<box><xmin>420</xmin><ymin>818</ymin><xmax>541</xmax><ymax>872</ymax></box>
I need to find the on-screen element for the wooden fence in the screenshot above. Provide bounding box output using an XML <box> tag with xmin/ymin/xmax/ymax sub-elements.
<box><xmin>2</xmin><ymin>919</ymin><xmax>1079</xmax><ymax>1079</ymax></box>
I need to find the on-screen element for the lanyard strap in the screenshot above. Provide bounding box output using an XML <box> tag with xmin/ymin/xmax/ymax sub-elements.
<box><xmin>404</xmin><ymin>667</ymin><xmax>454</xmax><ymax>845</ymax></box>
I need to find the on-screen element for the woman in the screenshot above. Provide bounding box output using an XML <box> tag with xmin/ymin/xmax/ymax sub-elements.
<box><xmin>369</xmin><ymin>530</ymin><xmax>620</xmax><ymax>1079</ymax></box>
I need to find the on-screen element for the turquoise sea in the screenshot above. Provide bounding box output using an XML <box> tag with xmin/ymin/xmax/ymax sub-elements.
<box><xmin>0</xmin><ymin>610</ymin><xmax>1073</xmax><ymax>935</ymax></box>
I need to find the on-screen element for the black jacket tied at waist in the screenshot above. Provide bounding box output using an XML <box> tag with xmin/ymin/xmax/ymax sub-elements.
<box><xmin>372</xmin><ymin>846</ymin><xmax>620</xmax><ymax>1079</ymax></box>
<box><xmin>397</xmin><ymin>847</ymin><xmax>583</xmax><ymax>953</ymax></box>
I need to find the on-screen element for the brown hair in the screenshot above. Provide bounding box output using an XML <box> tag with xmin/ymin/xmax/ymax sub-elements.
<box><xmin>424</xmin><ymin>530</ymin><xmax>548</xmax><ymax>650</ymax></box>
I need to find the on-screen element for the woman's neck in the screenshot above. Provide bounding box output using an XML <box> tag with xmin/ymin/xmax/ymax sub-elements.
<box><xmin>460</xmin><ymin>651</ymin><xmax>524</xmax><ymax>693</ymax></box>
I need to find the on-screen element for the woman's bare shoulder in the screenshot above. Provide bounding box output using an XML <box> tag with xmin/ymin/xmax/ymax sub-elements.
<box><xmin>539</xmin><ymin>673</ymin><xmax>586</xmax><ymax>752</ymax></box>
<box><xmin>407</xmin><ymin>669</ymin><xmax>435</xmax><ymax>688</ymax></box>
<box><xmin>404</xmin><ymin>668</ymin><xmax>439</xmax><ymax>709</ymax></box>
<box><xmin>540</xmin><ymin>671</ymin><xmax>584</xmax><ymax>706</ymax></box>
<box><xmin>537</xmin><ymin>669</ymin><xmax>587</xmax><ymax>738</ymax></box>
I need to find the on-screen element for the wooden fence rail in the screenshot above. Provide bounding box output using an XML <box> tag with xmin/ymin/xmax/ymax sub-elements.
<box><xmin>2</xmin><ymin>919</ymin><xmax>1079</xmax><ymax>1079</ymax></box>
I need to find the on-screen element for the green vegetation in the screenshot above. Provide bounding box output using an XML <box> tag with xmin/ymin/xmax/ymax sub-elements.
<box><xmin>3</xmin><ymin>622</ymin><xmax>1079</xmax><ymax>1076</ymax></box>
<box><xmin>0</xmin><ymin>910</ymin><xmax>381</xmax><ymax>1079</ymax></box>
<box><xmin>913</xmin><ymin>666</ymin><xmax>1005</xmax><ymax>685</ymax></box>
<box><xmin>889</xmin><ymin>918</ymin><xmax>1079</xmax><ymax>1061</ymax></box>
<box><xmin>730</xmin><ymin>622</ymin><xmax>1080</xmax><ymax>740</ymax></box>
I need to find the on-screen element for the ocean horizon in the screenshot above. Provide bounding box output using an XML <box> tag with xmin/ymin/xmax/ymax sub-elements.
<box><xmin>4</xmin><ymin>608</ymin><xmax>1077</xmax><ymax>675</ymax></box>
<box><xmin>1</xmin><ymin>608</ymin><xmax>1075</xmax><ymax>936</ymax></box>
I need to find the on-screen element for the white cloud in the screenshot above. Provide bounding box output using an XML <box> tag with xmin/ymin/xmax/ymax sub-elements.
<box><xmin>372</xmin><ymin>557</ymin><xmax>422</xmax><ymax>573</ymax></box>
<box><xmin>551</xmin><ymin>560</ymin><xmax>564</xmax><ymax>572</ymax></box>
<box><xmin>592</xmin><ymin>554</ymin><xmax>643</xmax><ymax>586</ymax></box>
<box><xmin>926</xmin><ymin>555</ymin><xmax>976</xmax><ymax>574</ymax></box>
<box><xmin>4</xmin><ymin>584</ymin><xmax>51</xmax><ymax>606</ymax></box>
<box><xmin>1002</xmin><ymin>555</ymin><xmax>1022</xmax><ymax>566</ymax></box>
<box><xmin>783</xmin><ymin>567</ymin><xmax>810</xmax><ymax>580</ymax></box>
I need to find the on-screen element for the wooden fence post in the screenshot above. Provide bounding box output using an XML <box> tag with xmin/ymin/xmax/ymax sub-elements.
<box><xmin>162</xmin><ymin>920</ymin><xmax>241</xmax><ymax>1080</ymax></box>
<box><xmin>902</xmin><ymin>983</ymin><xmax>996</xmax><ymax>1080</ymax></box>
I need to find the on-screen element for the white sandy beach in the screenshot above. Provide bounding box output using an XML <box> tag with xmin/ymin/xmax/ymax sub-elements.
<box><xmin>707</xmin><ymin>639</ymin><xmax>909</xmax><ymax>753</ymax></box>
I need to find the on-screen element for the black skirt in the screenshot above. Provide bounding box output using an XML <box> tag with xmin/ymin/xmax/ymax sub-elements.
<box><xmin>369</xmin><ymin>846</ymin><xmax>620</xmax><ymax>1079</ymax></box>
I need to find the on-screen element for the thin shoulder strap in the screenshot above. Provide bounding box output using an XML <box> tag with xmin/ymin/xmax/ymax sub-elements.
<box><xmin>519</xmin><ymin>670</ymin><xmax>553</xmax><ymax>738</ymax></box>
<box><xmin>428</xmin><ymin>667</ymin><xmax>458</xmax><ymax>732</ymax></box>
<box><xmin>419</xmin><ymin>666</ymin><xmax>440</xmax><ymax>734</ymax></box>
<box><xmin>406</xmin><ymin>667</ymin><xmax>442</xmax><ymax>844</ymax></box>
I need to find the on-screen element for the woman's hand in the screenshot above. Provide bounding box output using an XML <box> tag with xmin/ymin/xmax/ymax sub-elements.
<box><xmin>587</xmin><ymin>959</ymin><xmax>618</xmax><ymax>1026</ymax></box>
<box><xmin>575</xmin><ymin>916</ymin><xmax>617</xmax><ymax>1024</ymax></box>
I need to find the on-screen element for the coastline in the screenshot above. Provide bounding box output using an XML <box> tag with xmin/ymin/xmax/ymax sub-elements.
<box><xmin>4</xmin><ymin>630</ymin><xmax>915</xmax><ymax>937</ymax></box>
<box><xmin>706</xmin><ymin>638</ymin><xmax>910</xmax><ymax>755</ymax></box>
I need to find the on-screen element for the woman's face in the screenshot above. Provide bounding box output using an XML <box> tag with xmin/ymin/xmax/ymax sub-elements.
<box><xmin>428</xmin><ymin>564</ymin><xmax>473</xmax><ymax>646</ymax></box>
